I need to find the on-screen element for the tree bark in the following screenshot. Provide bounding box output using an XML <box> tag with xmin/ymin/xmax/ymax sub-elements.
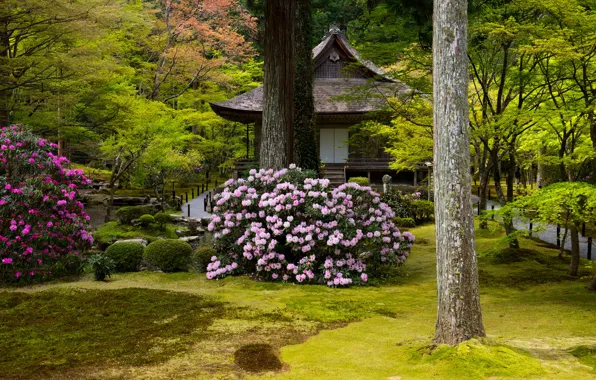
<box><xmin>294</xmin><ymin>0</ymin><xmax>319</xmax><ymax>173</ymax></box>
<box><xmin>433</xmin><ymin>0</ymin><xmax>486</xmax><ymax>345</ymax></box>
<box><xmin>569</xmin><ymin>225</ymin><xmax>580</xmax><ymax>276</ymax></box>
<box><xmin>260</xmin><ymin>0</ymin><xmax>296</xmax><ymax>170</ymax></box>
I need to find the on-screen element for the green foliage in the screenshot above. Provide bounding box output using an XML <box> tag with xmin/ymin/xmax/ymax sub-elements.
<box><xmin>393</xmin><ymin>217</ymin><xmax>416</xmax><ymax>228</ymax></box>
<box><xmin>105</xmin><ymin>243</ymin><xmax>145</xmax><ymax>273</ymax></box>
<box><xmin>87</xmin><ymin>254</ymin><xmax>115</xmax><ymax>281</ymax></box>
<box><xmin>138</xmin><ymin>214</ymin><xmax>156</xmax><ymax>228</ymax></box>
<box><xmin>193</xmin><ymin>246</ymin><xmax>217</xmax><ymax>273</ymax></box>
<box><xmin>93</xmin><ymin>221</ymin><xmax>179</xmax><ymax>248</ymax></box>
<box><xmin>381</xmin><ymin>191</ymin><xmax>414</xmax><ymax>218</ymax></box>
<box><xmin>115</xmin><ymin>206</ymin><xmax>158</xmax><ymax>225</ymax></box>
<box><xmin>154</xmin><ymin>212</ymin><xmax>173</xmax><ymax>229</ymax></box>
<box><xmin>348</xmin><ymin>176</ymin><xmax>369</xmax><ymax>186</ymax></box>
<box><xmin>144</xmin><ymin>239</ymin><xmax>193</xmax><ymax>273</ymax></box>
<box><xmin>410</xmin><ymin>200</ymin><xmax>434</xmax><ymax>224</ymax></box>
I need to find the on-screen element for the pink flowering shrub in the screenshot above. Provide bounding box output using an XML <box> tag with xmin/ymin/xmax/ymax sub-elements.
<box><xmin>0</xmin><ymin>125</ymin><xmax>93</xmax><ymax>282</ymax></box>
<box><xmin>207</xmin><ymin>166</ymin><xmax>414</xmax><ymax>287</ymax></box>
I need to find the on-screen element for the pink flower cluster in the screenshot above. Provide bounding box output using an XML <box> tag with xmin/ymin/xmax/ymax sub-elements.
<box><xmin>0</xmin><ymin>125</ymin><xmax>93</xmax><ymax>282</ymax></box>
<box><xmin>206</xmin><ymin>166</ymin><xmax>414</xmax><ymax>287</ymax></box>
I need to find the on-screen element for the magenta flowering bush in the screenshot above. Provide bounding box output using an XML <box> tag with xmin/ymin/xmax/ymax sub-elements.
<box><xmin>207</xmin><ymin>166</ymin><xmax>414</xmax><ymax>287</ymax></box>
<box><xmin>0</xmin><ymin>125</ymin><xmax>93</xmax><ymax>282</ymax></box>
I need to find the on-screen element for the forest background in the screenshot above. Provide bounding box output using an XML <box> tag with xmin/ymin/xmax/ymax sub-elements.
<box><xmin>2</xmin><ymin>0</ymin><xmax>596</xmax><ymax>196</ymax></box>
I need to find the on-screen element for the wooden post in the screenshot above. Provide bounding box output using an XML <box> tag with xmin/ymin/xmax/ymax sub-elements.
<box><xmin>203</xmin><ymin>197</ymin><xmax>207</xmax><ymax>211</ymax></box>
<box><xmin>477</xmin><ymin>202</ymin><xmax>481</xmax><ymax>216</ymax></box>
<box><xmin>172</xmin><ymin>182</ymin><xmax>176</xmax><ymax>199</ymax></box>
<box><xmin>185</xmin><ymin>193</ymin><xmax>188</xmax><ymax>203</ymax></box>
<box><xmin>529</xmin><ymin>220</ymin><xmax>533</xmax><ymax>237</ymax></box>
<box><xmin>491</xmin><ymin>205</ymin><xmax>494</xmax><ymax>220</ymax></box>
<box><xmin>192</xmin><ymin>189</ymin><xmax>194</xmax><ymax>199</ymax></box>
<box><xmin>488</xmin><ymin>189</ymin><xmax>491</xmax><ymax>201</ymax></box>
<box><xmin>588</xmin><ymin>237</ymin><xmax>592</xmax><ymax>260</ymax></box>
<box><xmin>582</xmin><ymin>222</ymin><xmax>585</xmax><ymax>237</ymax></box>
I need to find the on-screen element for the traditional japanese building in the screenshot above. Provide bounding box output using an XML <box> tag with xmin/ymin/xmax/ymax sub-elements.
<box><xmin>210</xmin><ymin>26</ymin><xmax>427</xmax><ymax>187</ymax></box>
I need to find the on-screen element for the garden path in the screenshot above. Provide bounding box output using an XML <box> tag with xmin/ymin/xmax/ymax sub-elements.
<box><xmin>180</xmin><ymin>190</ymin><xmax>213</xmax><ymax>219</ymax></box>
<box><xmin>472</xmin><ymin>196</ymin><xmax>595</xmax><ymax>261</ymax></box>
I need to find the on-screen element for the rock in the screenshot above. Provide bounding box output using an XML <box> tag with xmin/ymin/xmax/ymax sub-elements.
<box><xmin>112</xmin><ymin>239</ymin><xmax>148</xmax><ymax>246</ymax></box>
<box><xmin>180</xmin><ymin>236</ymin><xmax>200</xmax><ymax>242</ymax></box>
<box><xmin>175</xmin><ymin>229</ymin><xmax>188</xmax><ymax>238</ymax></box>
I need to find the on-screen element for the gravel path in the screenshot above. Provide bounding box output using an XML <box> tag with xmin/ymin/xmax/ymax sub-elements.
<box><xmin>180</xmin><ymin>190</ymin><xmax>214</xmax><ymax>219</ymax></box>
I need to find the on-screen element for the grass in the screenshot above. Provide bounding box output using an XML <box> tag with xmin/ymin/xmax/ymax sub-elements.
<box><xmin>93</xmin><ymin>221</ymin><xmax>180</xmax><ymax>247</ymax></box>
<box><xmin>1</xmin><ymin>222</ymin><xmax>595</xmax><ymax>379</ymax></box>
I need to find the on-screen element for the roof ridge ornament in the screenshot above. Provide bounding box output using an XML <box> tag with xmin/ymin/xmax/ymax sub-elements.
<box><xmin>325</xmin><ymin>23</ymin><xmax>344</xmax><ymax>38</ymax></box>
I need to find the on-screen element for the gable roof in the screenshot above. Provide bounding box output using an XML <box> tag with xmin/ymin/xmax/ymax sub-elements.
<box><xmin>210</xmin><ymin>26</ymin><xmax>403</xmax><ymax>123</ymax></box>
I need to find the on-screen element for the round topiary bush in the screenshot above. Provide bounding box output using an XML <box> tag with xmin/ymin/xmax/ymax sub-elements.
<box><xmin>193</xmin><ymin>246</ymin><xmax>217</xmax><ymax>273</ymax></box>
<box><xmin>138</xmin><ymin>214</ymin><xmax>155</xmax><ymax>228</ymax></box>
<box><xmin>348</xmin><ymin>176</ymin><xmax>369</xmax><ymax>186</ymax></box>
<box><xmin>144</xmin><ymin>239</ymin><xmax>192</xmax><ymax>272</ymax></box>
<box><xmin>154</xmin><ymin>212</ymin><xmax>172</xmax><ymax>229</ymax></box>
<box><xmin>105</xmin><ymin>242</ymin><xmax>145</xmax><ymax>272</ymax></box>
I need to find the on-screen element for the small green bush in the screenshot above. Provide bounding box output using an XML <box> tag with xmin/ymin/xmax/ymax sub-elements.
<box><xmin>193</xmin><ymin>246</ymin><xmax>217</xmax><ymax>273</ymax></box>
<box><xmin>411</xmin><ymin>200</ymin><xmax>434</xmax><ymax>224</ymax></box>
<box><xmin>138</xmin><ymin>214</ymin><xmax>155</xmax><ymax>228</ymax></box>
<box><xmin>393</xmin><ymin>217</ymin><xmax>416</xmax><ymax>228</ymax></box>
<box><xmin>154</xmin><ymin>212</ymin><xmax>173</xmax><ymax>229</ymax></box>
<box><xmin>105</xmin><ymin>242</ymin><xmax>145</xmax><ymax>272</ymax></box>
<box><xmin>348</xmin><ymin>177</ymin><xmax>369</xmax><ymax>186</ymax></box>
<box><xmin>144</xmin><ymin>239</ymin><xmax>192</xmax><ymax>272</ymax></box>
<box><xmin>115</xmin><ymin>205</ymin><xmax>158</xmax><ymax>225</ymax></box>
<box><xmin>87</xmin><ymin>254</ymin><xmax>115</xmax><ymax>281</ymax></box>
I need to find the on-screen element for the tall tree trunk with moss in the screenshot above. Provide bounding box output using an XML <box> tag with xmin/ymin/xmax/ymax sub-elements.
<box><xmin>294</xmin><ymin>0</ymin><xmax>319</xmax><ymax>173</ymax></box>
<box><xmin>433</xmin><ymin>0</ymin><xmax>486</xmax><ymax>345</ymax></box>
<box><xmin>260</xmin><ymin>0</ymin><xmax>296</xmax><ymax>170</ymax></box>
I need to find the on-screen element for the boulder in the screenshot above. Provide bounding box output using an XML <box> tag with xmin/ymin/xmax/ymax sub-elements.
<box><xmin>112</xmin><ymin>239</ymin><xmax>148</xmax><ymax>247</ymax></box>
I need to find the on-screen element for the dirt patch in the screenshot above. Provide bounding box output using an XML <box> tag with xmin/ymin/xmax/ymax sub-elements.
<box><xmin>234</xmin><ymin>343</ymin><xmax>283</xmax><ymax>372</ymax></box>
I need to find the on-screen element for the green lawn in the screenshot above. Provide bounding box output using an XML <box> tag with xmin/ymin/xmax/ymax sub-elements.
<box><xmin>1</xmin><ymin>223</ymin><xmax>595</xmax><ymax>379</ymax></box>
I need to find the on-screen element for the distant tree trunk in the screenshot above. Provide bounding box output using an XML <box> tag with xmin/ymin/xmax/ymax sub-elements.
<box><xmin>0</xmin><ymin>21</ymin><xmax>11</xmax><ymax>126</ymax></box>
<box><xmin>588</xmin><ymin>275</ymin><xmax>596</xmax><ymax>292</ymax></box>
<box><xmin>493</xmin><ymin>152</ymin><xmax>519</xmax><ymax>249</ymax></box>
<box><xmin>536</xmin><ymin>146</ymin><xmax>545</xmax><ymax>188</ymax></box>
<box><xmin>433</xmin><ymin>0</ymin><xmax>486</xmax><ymax>345</ymax></box>
<box><xmin>294</xmin><ymin>0</ymin><xmax>319</xmax><ymax>174</ymax></box>
<box><xmin>260</xmin><ymin>0</ymin><xmax>296</xmax><ymax>170</ymax></box>
<box><xmin>569</xmin><ymin>225</ymin><xmax>580</xmax><ymax>276</ymax></box>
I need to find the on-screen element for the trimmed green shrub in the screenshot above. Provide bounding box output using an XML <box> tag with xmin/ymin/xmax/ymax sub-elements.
<box><xmin>115</xmin><ymin>205</ymin><xmax>158</xmax><ymax>225</ymax></box>
<box><xmin>105</xmin><ymin>242</ymin><xmax>145</xmax><ymax>272</ymax></box>
<box><xmin>138</xmin><ymin>214</ymin><xmax>155</xmax><ymax>228</ymax></box>
<box><xmin>193</xmin><ymin>246</ymin><xmax>217</xmax><ymax>273</ymax></box>
<box><xmin>87</xmin><ymin>254</ymin><xmax>115</xmax><ymax>281</ymax></box>
<box><xmin>154</xmin><ymin>212</ymin><xmax>173</xmax><ymax>229</ymax></box>
<box><xmin>411</xmin><ymin>200</ymin><xmax>434</xmax><ymax>224</ymax></box>
<box><xmin>393</xmin><ymin>217</ymin><xmax>416</xmax><ymax>228</ymax></box>
<box><xmin>348</xmin><ymin>177</ymin><xmax>369</xmax><ymax>186</ymax></box>
<box><xmin>144</xmin><ymin>239</ymin><xmax>192</xmax><ymax>272</ymax></box>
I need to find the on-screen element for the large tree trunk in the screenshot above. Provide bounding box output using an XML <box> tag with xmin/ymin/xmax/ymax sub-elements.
<box><xmin>260</xmin><ymin>0</ymin><xmax>296</xmax><ymax>170</ymax></box>
<box><xmin>294</xmin><ymin>0</ymin><xmax>319</xmax><ymax>174</ymax></box>
<box><xmin>433</xmin><ymin>0</ymin><xmax>486</xmax><ymax>345</ymax></box>
<box><xmin>569</xmin><ymin>225</ymin><xmax>580</xmax><ymax>276</ymax></box>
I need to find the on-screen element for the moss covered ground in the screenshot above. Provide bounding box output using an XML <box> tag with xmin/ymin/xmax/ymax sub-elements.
<box><xmin>93</xmin><ymin>221</ymin><xmax>180</xmax><ymax>246</ymax></box>
<box><xmin>1</xmin><ymin>222</ymin><xmax>595</xmax><ymax>379</ymax></box>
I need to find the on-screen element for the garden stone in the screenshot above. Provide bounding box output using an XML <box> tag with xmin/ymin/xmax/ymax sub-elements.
<box><xmin>180</xmin><ymin>236</ymin><xmax>200</xmax><ymax>242</ymax></box>
<box><xmin>175</xmin><ymin>229</ymin><xmax>191</xmax><ymax>238</ymax></box>
<box><xmin>113</xmin><ymin>239</ymin><xmax>148</xmax><ymax>247</ymax></box>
